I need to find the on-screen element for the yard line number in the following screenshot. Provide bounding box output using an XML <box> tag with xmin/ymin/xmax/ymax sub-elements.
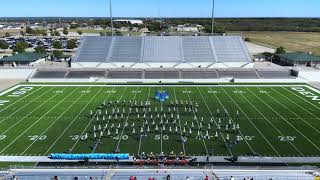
<box><xmin>28</xmin><ymin>135</ymin><xmax>47</xmax><ymax>141</ymax></box>
<box><xmin>154</xmin><ymin>135</ymin><xmax>169</xmax><ymax>140</ymax></box>
<box><xmin>278</xmin><ymin>136</ymin><xmax>296</xmax><ymax>142</ymax></box>
<box><xmin>0</xmin><ymin>135</ymin><xmax>6</xmax><ymax>140</ymax></box>
<box><xmin>208</xmin><ymin>90</ymin><xmax>218</xmax><ymax>94</ymax></box>
<box><xmin>131</xmin><ymin>90</ymin><xmax>142</xmax><ymax>94</ymax></box>
<box><xmin>238</xmin><ymin>136</ymin><xmax>255</xmax><ymax>141</ymax></box>
<box><xmin>70</xmin><ymin>135</ymin><xmax>88</xmax><ymax>141</ymax></box>
<box><xmin>182</xmin><ymin>91</ymin><xmax>192</xmax><ymax>94</ymax></box>
<box><xmin>106</xmin><ymin>90</ymin><xmax>117</xmax><ymax>94</ymax></box>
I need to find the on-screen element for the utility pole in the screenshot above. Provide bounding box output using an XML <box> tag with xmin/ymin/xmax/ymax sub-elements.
<box><xmin>109</xmin><ymin>0</ymin><xmax>114</xmax><ymax>36</ymax></box>
<box><xmin>211</xmin><ymin>0</ymin><xmax>215</xmax><ymax>36</ymax></box>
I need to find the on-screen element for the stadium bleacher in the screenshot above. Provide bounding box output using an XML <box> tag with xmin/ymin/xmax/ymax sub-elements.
<box><xmin>109</xmin><ymin>36</ymin><xmax>142</xmax><ymax>62</ymax></box>
<box><xmin>73</xmin><ymin>36</ymin><xmax>252</xmax><ymax>66</ymax></box>
<box><xmin>74</xmin><ymin>36</ymin><xmax>112</xmax><ymax>62</ymax></box>
<box><xmin>211</xmin><ymin>36</ymin><xmax>251</xmax><ymax>63</ymax></box>
<box><xmin>143</xmin><ymin>36</ymin><xmax>183</xmax><ymax>63</ymax></box>
<box><xmin>182</xmin><ymin>37</ymin><xmax>214</xmax><ymax>62</ymax></box>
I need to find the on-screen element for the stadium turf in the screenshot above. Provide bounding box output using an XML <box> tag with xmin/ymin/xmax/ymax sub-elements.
<box><xmin>1</xmin><ymin>84</ymin><xmax>320</xmax><ymax>158</ymax></box>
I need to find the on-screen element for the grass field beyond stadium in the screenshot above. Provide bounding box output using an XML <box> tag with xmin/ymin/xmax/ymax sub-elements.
<box><xmin>1</xmin><ymin>84</ymin><xmax>320</xmax><ymax>158</ymax></box>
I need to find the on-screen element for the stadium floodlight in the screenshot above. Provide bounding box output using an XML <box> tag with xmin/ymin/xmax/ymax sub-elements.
<box><xmin>109</xmin><ymin>0</ymin><xmax>114</xmax><ymax>36</ymax></box>
<box><xmin>211</xmin><ymin>0</ymin><xmax>215</xmax><ymax>36</ymax></box>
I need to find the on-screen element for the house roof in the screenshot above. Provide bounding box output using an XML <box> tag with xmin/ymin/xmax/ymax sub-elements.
<box><xmin>277</xmin><ymin>52</ymin><xmax>320</xmax><ymax>62</ymax></box>
<box><xmin>0</xmin><ymin>52</ymin><xmax>48</xmax><ymax>62</ymax></box>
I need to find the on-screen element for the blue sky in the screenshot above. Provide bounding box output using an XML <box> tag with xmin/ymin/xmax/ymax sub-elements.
<box><xmin>0</xmin><ymin>0</ymin><xmax>319</xmax><ymax>17</ymax></box>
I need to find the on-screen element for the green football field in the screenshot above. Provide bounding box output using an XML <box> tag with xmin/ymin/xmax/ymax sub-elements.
<box><xmin>1</xmin><ymin>83</ymin><xmax>320</xmax><ymax>158</ymax></box>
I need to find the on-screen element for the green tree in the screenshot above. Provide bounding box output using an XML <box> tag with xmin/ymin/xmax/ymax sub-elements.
<box><xmin>34</xmin><ymin>46</ymin><xmax>46</xmax><ymax>53</ymax></box>
<box><xmin>275</xmin><ymin>47</ymin><xmax>286</xmax><ymax>54</ymax></box>
<box><xmin>115</xmin><ymin>31</ymin><xmax>123</xmax><ymax>36</ymax></box>
<box><xmin>70</xmin><ymin>23</ymin><xmax>79</xmax><ymax>29</ymax></box>
<box><xmin>77</xmin><ymin>30</ymin><xmax>83</xmax><ymax>35</ymax></box>
<box><xmin>66</xmin><ymin>39</ymin><xmax>78</xmax><ymax>49</ymax></box>
<box><xmin>105</xmin><ymin>31</ymin><xmax>112</xmax><ymax>36</ymax></box>
<box><xmin>0</xmin><ymin>40</ymin><xmax>9</xmax><ymax>49</ymax></box>
<box><xmin>52</xmin><ymin>50</ymin><xmax>63</xmax><ymax>57</ymax></box>
<box><xmin>147</xmin><ymin>22</ymin><xmax>162</xmax><ymax>32</ymax></box>
<box><xmin>99</xmin><ymin>32</ymin><xmax>105</xmax><ymax>36</ymax></box>
<box><xmin>41</xmin><ymin>31</ymin><xmax>48</xmax><ymax>36</ymax></box>
<box><xmin>13</xmin><ymin>41</ymin><xmax>29</xmax><ymax>53</ymax></box>
<box><xmin>26</xmin><ymin>26</ymin><xmax>34</xmax><ymax>34</ymax></box>
<box><xmin>20</xmin><ymin>30</ymin><xmax>26</xmax><ymax>36</ymax></box>
<box><xmin>63</xmin><ymin>27</ymin><xmax>68</xmax><ymax>35</ymax></box>
<box><xmin>52</xmin><ymin>31</ymin><xmax>60</xmax><ymax>36</ymax></box>
<box><xmin>203</xmin><ymin>25</ymin><xmax>226</xmax><ymax>34</ymax></box>
<box><xmin>5</xmin><ymin>32</ymin><xmax>11</xmax><ymax>37</ymax></box>
<box><xmin>51</xmin><ymin>41</ymin><xmax>63</xmax><ymax>49</ymax></box>
<box><xmin>63</xmin><ymin>29</ymin><xmax>69</xmax><ymax>35</ymax></box>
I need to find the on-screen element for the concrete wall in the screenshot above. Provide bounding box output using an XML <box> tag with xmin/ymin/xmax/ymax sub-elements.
<box><xmin>0</xmin><ymin>69</ymin><xmax>35</xmax><ymax>79</ymax></box>
<box><xmin>28</xmin><ymin>77</ymin><xmax>305</xmax><ymax>84</ymax></box>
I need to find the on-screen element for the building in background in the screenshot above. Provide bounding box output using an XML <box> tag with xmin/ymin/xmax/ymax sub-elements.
<box><xmin>113</xmin><ymin>19</ymin><xmax>143</xmax><ymax>25</ymax></box>
<box><xmin>275</xmin><ymin>52</ymin><xmax>320</xmax><ymax>67</ymax></box>
<box><xmin>0</xmin><ymin>52</ymin><xmax>49</xmax><ymax>67</ymax></box>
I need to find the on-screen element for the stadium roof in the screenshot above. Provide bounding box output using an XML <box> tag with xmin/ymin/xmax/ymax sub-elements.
<box><xmin>277</xmin><ymin>52</ymin><xmax>320</xmax><ymax>62</ymax></box>
<box><xmin>0</xmin><ymin>52</ymin><xmax>48</xmax><ymax>62</ymax></box>
<box><xmin>73</xmin><ymin>36</ymin><xmax>252</xmax><ymax>64</ymax></box>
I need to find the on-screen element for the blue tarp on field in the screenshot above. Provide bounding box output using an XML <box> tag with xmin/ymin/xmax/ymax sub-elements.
<box><xmin>49</xmin><ymin>153</ymin><xmax>129</xmax><ymax>160</ymax></box>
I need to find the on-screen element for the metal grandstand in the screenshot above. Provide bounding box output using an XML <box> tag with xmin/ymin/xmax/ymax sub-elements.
<box><xmin>31</xmin><ymin>69</ymin><xmax>294</xmax><ymax>80</ymax></box>
<box><xmin>73</xmin><ymin>36</ymin><xmax>253</xmax><ymax>68</ymax></box>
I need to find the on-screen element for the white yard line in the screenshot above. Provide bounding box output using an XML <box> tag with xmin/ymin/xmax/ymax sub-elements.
<box><xmin>137</xmin><ymin>87</ymin><xmax>151</xmax><ymax>156</ymax></box>
<box><xmin>0</xmin><ymin>86</ymin><xmax>44</xmax><ymax>113</ymax></box>
<box><xmin>91</xmin><ymin>87</ymin><xmax>128</xmax><ymax>153</ymax></box>
<box><xmin>173</xmin><ymin>88</ymin><xmax>186</xmax><ymax>156</ymax></box>
<box><xmin>236</xmin><ymin>88</ymin><xmax>305</xmax><ymax>157</ymax></box>
<box><xmin>0</xmin><ymin>87</ymin><xmax>53</xmax><ymax>124</ymax></box>
<box><xmin>20</xmin><ymin>88</ymin><xmax>84</xmax><ymax>155</ymax></box>
<box><xmin>160</xmin><ymin>86</ymin><xmax>163</xmax><ymax>153</ymax></box>
<box><xmin>196</xmin><ymin>87</ymin><xmax>232</xmax><ymax>156</ymax></box>
<box><xmin>184</xmin><ymin>87</ymin><xmax>209</xmax><ymax>156</ymax></box>
<box><xmin>43</xmin><ymin>87</ymin><xmax>108</xmax><ymax>155</ymax></box>
<box><xmin>246</xmin><ymin>87</ymin><xmax>320</xmax><ymax>153</ymax></box>
<box><xmin>0</xmin><ymin>87</ymin><xmax>77</xmax><ymax>154</ymax></box>
<box><xmin>266</xmin><ymin>87</ymin><xmax>320</xmax><ymax>135</ymax></box>
<box><xmin>115</xmin><ymin>87</ymin><xmax>139</xmax><ymax>153</ymax></box>
<box><xmin>220</xmin><ymin>87</ymin><xmax>281</xmax><ymax>157</ymax></box>
<box><xmin>0</xmin><ymin>84</ymin><xmax>22</xmax><ymax>96</ymax></box>
<box><xmin>210</xmin><ymin>87</ymin><xmax>255</xmax><ymax>155</ymax></box>
<box><xmin>0</xmin><ymin>87</ymin><xmax>60</xmax><ymax>136</ymax></box>
<box><xmin>69</xmin><ymin>87</ymin><xmax>121</xmax><ymax>153</ymax></box>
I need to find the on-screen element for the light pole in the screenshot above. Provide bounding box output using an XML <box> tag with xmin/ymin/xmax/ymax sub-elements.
<box><xmin>211</xmin><ymin>0</ymin><xmax>215</xmax><ymax>36</ymax></box>
<box><xmin>109</xmin><ymin>0</ymin><xmax>114</xmax><ymax>36</ymax></box>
